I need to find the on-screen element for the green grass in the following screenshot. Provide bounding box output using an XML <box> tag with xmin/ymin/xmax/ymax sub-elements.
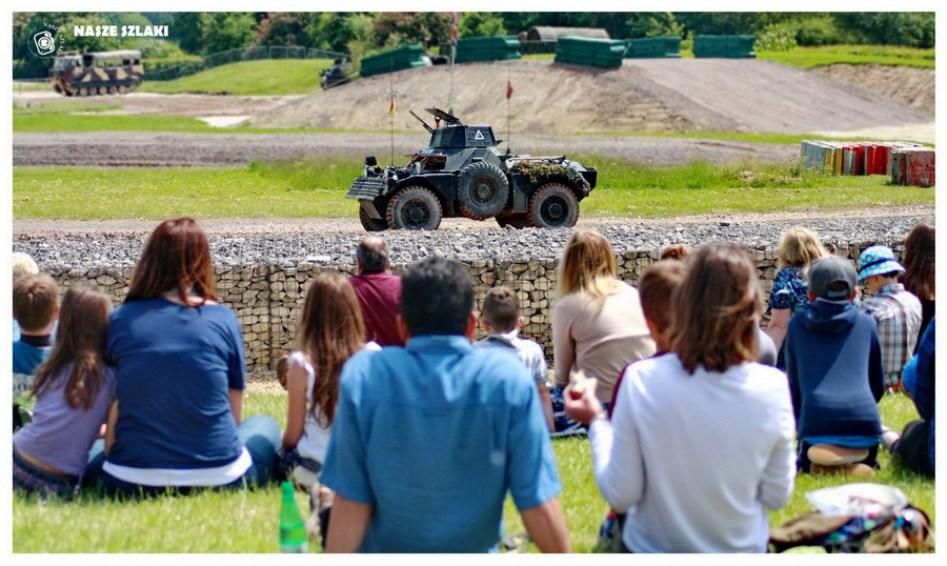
<box><xmin>13</xmin><ymin>390</ymin><xmax>933</xmax><ymax>552</ymax></box>
<box><xmin>140</xmin><ymin>59</ymin><xmax>335</xmax><ymax>95</ymax></box>
<box><xmin>13</xmin><ymin>159</ymin><xmax>934</xmax><ymax>221</ymax></box>
<box><xmin>758</xmin><ymin>45</ymin><xmax>935</xmax><ymax>70</ymax></box>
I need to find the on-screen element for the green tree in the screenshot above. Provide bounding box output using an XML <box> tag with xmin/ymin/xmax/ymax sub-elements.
<box><xmin>625</xmin><ymin>12</ymin><xmax>681</xmax><ymax>38</ymax></box>
<box><xmin>834</xmin><ymin>12</ymin><xmax>935</xmax><ymax>48</ymax></box>
<box><xmin>458</xmin><ymin>13</ymin><xmax>506</xmax><ymax>38</ymax></box>
<box><xmin>173</xmin><ymin>13</ymin><xmax>203</xmax><ymax>54</ymax></box>
<box><xmin>369</xmin><ymin>12</ymin><xmax>450</xmax><ymax>49</ymax></box>
<box><xmin>200</xmin><ymin>12</ymin><xmax>256</xmax><ymax>54</ymax></box>
<box><xmin>309</xmin><ymin>12</ymin><xmax>362</xmax><ymax>53</ymax></box>
<box><xmin>256</xmin><ymin>12</ymin><xmax>314</xmax><ymax>47</ymax></box>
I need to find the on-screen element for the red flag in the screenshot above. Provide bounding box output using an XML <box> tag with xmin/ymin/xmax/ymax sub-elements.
<box><xmin>506</xmin><ymin>79</ymin><xmax>513</xmax><ymax>100</ymax></box>
<box><xmin>388</xmin><ymin>96</ymin><xmax>396</xmax><ymax>116</ymax></box>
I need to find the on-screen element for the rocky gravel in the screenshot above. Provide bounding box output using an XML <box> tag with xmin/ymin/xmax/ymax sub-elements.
<box><xmin>14</xmin><ymin>208</ymin><xmax>934</xmax><ymax>270</ymax></box>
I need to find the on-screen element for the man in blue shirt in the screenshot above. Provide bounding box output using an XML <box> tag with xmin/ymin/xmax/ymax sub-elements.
<box><xmin>321</xmin><ymin>257</ymin><xmax>569</xmax><ymax>553</ymax></box>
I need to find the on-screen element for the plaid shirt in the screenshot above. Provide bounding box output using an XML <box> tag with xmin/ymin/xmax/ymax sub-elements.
<box><xmin>860</xmin><ymin>283</ymin><xmax>922</xmax><ymax>388</ymax></box>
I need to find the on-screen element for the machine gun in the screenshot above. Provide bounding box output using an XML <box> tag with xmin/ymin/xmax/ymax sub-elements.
<box><xmin>409</xmin><ymin>110</ymin><xmax>434</xmax><ymax>134</ymax></box>
<box><xmin>426</xmin><ymin>107</ymin><xmax>462</xmax><ymax>125</ymax></box>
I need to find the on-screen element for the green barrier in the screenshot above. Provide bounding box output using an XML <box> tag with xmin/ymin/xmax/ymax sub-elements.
<box><xmin>360</xmin><ymin>44</ymin><xmax>427</xmax><ymax>77</ymax></box>
<box><xmin>624</xmin><ymin>36</ymin><xmax>682</xmax><ymax>58</ymax></box>
<box><xmin>555</xmin><ymin>36</ymin><xmax>626</xmax><ymax>69</ymax></box>
<box><xmin>455</xmin><ymin>36</ymin><xmax>522</xmax><ymax>63</ymax></box>
<box><xmin>693</xmin><ymin>35</ymin><xmax>756</xmax><ymax>58</ymax></box>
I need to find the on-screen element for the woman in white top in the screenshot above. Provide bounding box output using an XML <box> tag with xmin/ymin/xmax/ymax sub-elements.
<box><xmin>552</xmin><ymin>229</ymin><xmax>655</xmax><ymax>405</ymax></box>
<box><xmin>565</xmin><ymin>243</ymin><xmax>796</xmax><ymax>553</ymax></box>
<box><xmin>282</xmin><ymin>272</ymin><xmax>379</xmax><ymax>496</ymax></box>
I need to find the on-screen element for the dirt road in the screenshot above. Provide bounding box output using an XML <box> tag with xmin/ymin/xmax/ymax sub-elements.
<box><xmin>14</xmin><ymin>205</ymin><xmax>934</xmax><ymax>238</ymax></box>
<box><xmin>13</xmin><ymin>131</ymin><xmax>797</xmax><ymax>167</ymax></box>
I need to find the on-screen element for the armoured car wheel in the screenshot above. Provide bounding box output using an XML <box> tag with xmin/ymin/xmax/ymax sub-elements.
<box><xmin>386</xmin><ymin>186</ymin><xmax>442</xmax><ymax>231</ymax></box>
<box><xmin>457</xmin><ymin>161</ymin><xmax>510</xmax><ymax>220</ymax></box>
<box><xmin>359</xmin><ymin>206</ymin><xmax>388</xmax><ymax>232</ymax></box>
<box><xmin>527</xmin><ymin>183</ymin><xmax>579</xmax><ymax>228</ymax></box>
<box><xmin>496</xmin><ymin>215</ymin><xmax>528</xmax><ymax>229</ymax></box>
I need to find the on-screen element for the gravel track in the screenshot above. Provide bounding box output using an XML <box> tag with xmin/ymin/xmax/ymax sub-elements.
<box><xmin>13</xmin><ymin>131</ymin><xmax>798</xmax><ymax>168</ymax></box>
<box><xmin>14</xmin><ymin>207</ymin><xmax>933</xmax><ymax>269</ymax></box>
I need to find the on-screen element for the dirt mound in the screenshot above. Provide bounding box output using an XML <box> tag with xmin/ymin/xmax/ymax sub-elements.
<box><xmin>252</xmin><ymin>59</ymin><xmax>931</xmax><ymax>136</ymax></box>
<box><xmin>810</xmin><ymin>64</ymin><xmax>934</xmax><ymax>116</ymax></box>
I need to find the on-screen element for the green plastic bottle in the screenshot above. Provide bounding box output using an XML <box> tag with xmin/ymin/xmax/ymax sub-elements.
<box><xmin>279</xmin><ymin>481</ymin><xmax>308</xmax><ymax>553</ymax></box>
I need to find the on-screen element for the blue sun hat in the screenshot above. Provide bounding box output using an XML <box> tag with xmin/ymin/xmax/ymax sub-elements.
<box><xmin>857</xmin><ymin>245</ymin><xmax>905</xmax><ymax>283</ymax></box>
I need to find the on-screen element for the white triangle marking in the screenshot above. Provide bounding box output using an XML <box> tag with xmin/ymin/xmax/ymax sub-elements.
<box><xmin>474</xmin><ymin>130</ymin><xmax>485</xmax><ymax>140</ymax></box>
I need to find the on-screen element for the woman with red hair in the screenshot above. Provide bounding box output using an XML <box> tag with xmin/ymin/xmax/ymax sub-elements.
<box><xmin>96</xmin><ymin>218</ymin><xmax>280</xmax><ymax>495</ymax></box>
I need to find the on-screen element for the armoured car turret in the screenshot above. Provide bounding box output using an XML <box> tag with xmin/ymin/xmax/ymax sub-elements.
<box><xmin>347</xmin><ymin>108</ymin><xmax>597</xmax><ymax>230</ymax></box>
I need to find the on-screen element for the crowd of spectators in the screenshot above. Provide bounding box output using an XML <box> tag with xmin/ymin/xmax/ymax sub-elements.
<box><xmin>11</xmin><ymin>217</ymin><xmax>935</xmax><ymax>553</ymax></box>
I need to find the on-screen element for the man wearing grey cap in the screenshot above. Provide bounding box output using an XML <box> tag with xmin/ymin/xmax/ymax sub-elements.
<box><xmin>857</xmin><ymin>245</ymin><xmax>922</xmax><ymax>391</ymax></box>
<box><xmin>784</xmin><ymin>255</ymin><xmax>885</xmax><ymax>475</ymax></box>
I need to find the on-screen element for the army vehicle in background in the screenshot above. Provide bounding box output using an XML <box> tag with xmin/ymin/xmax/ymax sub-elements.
<box><xmin>50</xmin><ymin>50</ymin><xmax>144</xmax><ymax>96</ymax></box>
<box><xmin>347</xmin><ymin>108</ymin><xmax>597</xmax><ymax>231</ymax></box>
<box><xmin>320</xmin><ymin>58</ymin><xmax>354</xmax><ymax>90</ymax></box>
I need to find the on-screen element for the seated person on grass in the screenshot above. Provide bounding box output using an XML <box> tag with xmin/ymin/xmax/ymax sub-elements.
<box><xmin>321</xmin><ymin>257</ymin><xmax>570</xmax><ymax>553</ymax></box>
<box><xmin>476</xmin><ymin>286</ymin><xmax>554</xmax><ymax>432</ymax></box>
<box><xmin>883</xmin><ymin>318</ymin><xmax>935</xmax><ymax>477</ymax></box>
<box><xmin>99</xmin><ymin>218</ymin><xmax>281</xmax><ymax>496</ymax></box>
<box><xmin>13</xmin><ymin>287</ymin><xmax>114</xmax><ymax>498</ymax></box>
<box><xmin>280</xmin><ymin>272</ymin><xmax>380</xmax><ymax>543</ymax></box>
<box><xmin>857</xmin><ymin>245</ymin><xmax>922</xmax><ymax>391</ymax></box>
<box><xmin>785</xmin><ymin>255</ymin><xmax>885</xmax><ymax>476</ymax></box>
<box><xmin>13</xmin><ymin>274</ymin><xmax>59</xmax><ymax>375</ymax></box>
<box><xmin>564</xmin><ymin>244</ymin><xmax>795</xmax><ymax>553</ymax></box>
<box><xmin>12</xmin><ymin>252</ymin><xmax>40</xmax><ymax>343</ymax></box>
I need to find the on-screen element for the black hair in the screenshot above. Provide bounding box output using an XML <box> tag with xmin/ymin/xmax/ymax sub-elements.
<box><xmin>356</xmin><ymin>239</ymin><xmax>389</xmax><ymax>274</ymax></box>
<box><xmin>400</xmin><ymin>257</ymin><xmax>473</xmax><ymax>336</ymax></box>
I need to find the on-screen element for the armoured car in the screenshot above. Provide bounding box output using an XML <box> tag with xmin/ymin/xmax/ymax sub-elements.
<box><xmin>347</xmin><ymin>108</ymin><xmax>597</xmax><ymax>230</ymax></box>
<box><xmin>50</xmin><ymin>50</ymin><xmax>144</xmax><ymax>96</ymax></box>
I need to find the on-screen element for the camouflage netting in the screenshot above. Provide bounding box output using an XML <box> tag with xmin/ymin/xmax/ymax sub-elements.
<box><xmin>510</xmin><ymin>160</ymin><xmax>588</xmax><ymax>189</ymax></box>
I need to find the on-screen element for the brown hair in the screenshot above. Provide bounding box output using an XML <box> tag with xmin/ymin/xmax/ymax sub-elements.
<box><xmin>482</xmin><ymin>286</ymin><xmax>520</xmax><ymax>332</ymax></box>
<box><xmin>32</xmin><ymin>286</ymin><xmax>112</xmax><ymax>410</ymax></box>
<box><xmin>127</xmin><ymin>218</ymin><xmax>218</xmax><ymax>305</ymax></box>
<box><xmin>13</xmin><ymin>274</ymin><xmax>59</xmax><ymax>333</ymax></box>
<box><xmin>669</xmin><ymin>244</ymin><xmax>762</xmax><ymax>374</ymax></box>
<box><xmin>659</xmin><ymin>244</ymin><xmax>689</xmax><ymax>261</ymax></box>
<box><xmin>295</xmin><ymin>272</ymin><xmax>365</xmax><ymax>426</ymax></box>
<box><xmin>638</xmin><ymin>260</ymin><xmax>687</xmax><ymax>333</ymax></box>
<box><xmin>558</xmin><ymin>229</ymin><xmax>618</xmax><ymax>302</ymax></box>
<box><xmin>901</xmin><ymin>223</ymin><xmax>934</xmax><ymax>301</ymax></box>
<box><xmin>777</xmin><ymin>226</ymin><xmax>827</xmax><ymax>271</ymax></box>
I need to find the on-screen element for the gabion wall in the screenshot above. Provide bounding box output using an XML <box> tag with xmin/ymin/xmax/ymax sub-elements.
<box><xmin>45</xmin><ymin>239</ymin><xmax>902</xmax><ymax>372</ymax></box>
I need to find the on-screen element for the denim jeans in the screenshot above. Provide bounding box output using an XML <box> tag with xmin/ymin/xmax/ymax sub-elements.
<box><xmin>88</xmin><ymin>415</ymin><xmax>281</xmax><ymax>497</ymax></box>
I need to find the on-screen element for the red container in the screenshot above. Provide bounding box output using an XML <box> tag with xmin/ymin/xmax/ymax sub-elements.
<box><xmin>907</xmin><ymin>149</ymin><xmax>935</xmax><ymax>187</ymax></box>
<box><xmin>842</xmin><ymin>144</ymin><xmax>866</xmax><ymax>175</ymax></box>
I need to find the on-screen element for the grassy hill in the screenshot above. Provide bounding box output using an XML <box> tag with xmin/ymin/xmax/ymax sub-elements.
<box><xmin>141</xmin><ymin>59</ymin><xmax>335</xmax><ymax>95</ymax></box>
<box><xmin>756</xmin><ymin>45</ymin><xmax>934</xmax><ymax>69</ymax></box>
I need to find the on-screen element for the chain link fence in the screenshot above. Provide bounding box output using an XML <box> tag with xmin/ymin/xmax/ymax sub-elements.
<box><xmin>148</xmin><ymin>45</ymin><xmax>347</xmax><ymax>81</ymax></box>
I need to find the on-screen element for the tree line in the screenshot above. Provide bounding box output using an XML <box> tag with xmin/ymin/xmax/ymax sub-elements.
<box><xmin>14</xmin><ymin>12</ymin><xmax>935</xmax><ymax>78</ymax></box>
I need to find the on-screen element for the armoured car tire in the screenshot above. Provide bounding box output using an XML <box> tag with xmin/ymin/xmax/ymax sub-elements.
<box><xmin>496</xmin><ymin>215</ymin><xmax>529</xmax><ymax>229</ymax></box>
<box><xmin>359</xmin><ymin>206</ymin><xmax>388</xmax><ymax>232</ymax></box>
<box><xmin>386</xmin><ymin>186</ymin><xmax>442</xmax><ymax>231</ymax></box>
<box><xmin>527</xmin><ymin>183</ymin><xmax>579</xmax><ymax>228</ymax></box>
<box><xmin>457</xmin><ymin>161</ymin><xmax>510</xmax><ymax>220</ymax></box>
